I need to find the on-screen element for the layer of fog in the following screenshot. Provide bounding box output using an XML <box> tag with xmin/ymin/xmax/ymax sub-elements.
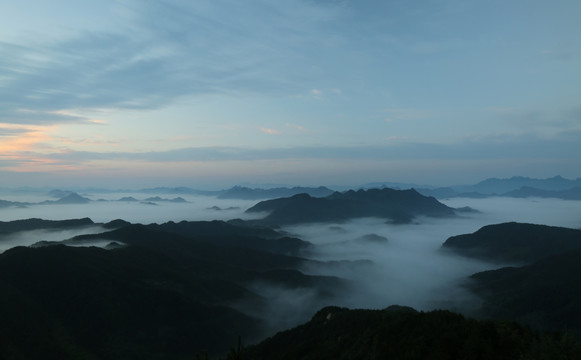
<box><xmin>0</xmin><ymin>225</ymin><xmax>110</xmax><ymax>253</ymax></box>
<box><xmin>1</xmin><ymin>190</ymin><xmax>580</xmax><ymax>336</ymax></box>
<box><xmin>443</xmin><ymin>196</ymin><xmax>581</xmax><ymax>229</ymax></box>
<box><xmin>243</xmin><ymin>197</ymin><xmax>581</xmax><ymax>333</ymax></box>
<box><xmin>0</xmin><ymin>191</ymin><xmax>263</xmax><ymax>252</ymax></box>
<box><xmin>0</xmin><ymin>192</ymin><xmax>263</xmax><ymax>224</ymax></box>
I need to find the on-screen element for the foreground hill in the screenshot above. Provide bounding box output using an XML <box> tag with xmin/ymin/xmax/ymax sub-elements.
<box><xmin>243</xmin><ymin>306</ymin><xmax>581</xmax><ymax>360</ymax></box>
<box><xmin>0</xmin><ymin>245</ymin><xmax>261</xmax><ymax>359</ymax></box>
<box><xmin>0</xmin><ymin>218</ymin><xmax>349</xmax><ymax>358</ymax></box>
<box><xmin>441</xmin><ymin>222</ymin><xmax>581</xmax><ymax>263</ymax></box>
<box><xmin>468</xmin><ymin>250</ymin><xmax>581</xmax><ymax>337</ymax></box>
<box><xmin>246</xmin><ymin>188</ymin><xmax>456</xmax><ymax>225</ymax></box>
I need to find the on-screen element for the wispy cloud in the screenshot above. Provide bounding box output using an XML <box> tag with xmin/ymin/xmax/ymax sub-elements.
<box><xmin>311</xmin><ymin>89</ymin><xmax>322</xmax><ymax>96</ymax></box>
<box><xmin>0</xmin><ymin>1</ymin><xmax>345</xmax><ymax>126</ymax></box>
<box><xmin>260</xmin><ymin>127</ymin><xmax>281</xmax><ymax>135</ymax></box>
<box><xmin>0</xmin><ymin>123</ymin><xmax>53</xmax><ymax>152</ymax></box>
<box><xmin>286</xmin><ymin>123</ymin><xmax>307</xmax><ymax>132</ymax></box>
<box><xmin>6</xmin><ymin>130</ymin><xmax>578</xmax><ymax>165</ymax></box>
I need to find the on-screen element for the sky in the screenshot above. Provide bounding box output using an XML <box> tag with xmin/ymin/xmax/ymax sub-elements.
<box><xmin>1</xmin><ymin>0</ymin><xmax>580</xmax><ymax>189</ymax></box>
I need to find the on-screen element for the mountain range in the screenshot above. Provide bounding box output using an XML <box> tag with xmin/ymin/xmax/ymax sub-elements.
<box><xmin>246</xmin><ymin>188</ymin><xmax>456</xmax><ymax>225</ymax></box>
<box><xmin>0</xmin><ymin>218</ymin><xmax>349</xmax><ymax>358</ymax></box>
<box><xmin>1</xmin><ymin>182</ymin><xmax>581</xmax><ymax>358</ymax></box>
<box><xmin>416</xmin><ymin>176</ymin><xmax>581</xmax><ymax>199</ymax></box>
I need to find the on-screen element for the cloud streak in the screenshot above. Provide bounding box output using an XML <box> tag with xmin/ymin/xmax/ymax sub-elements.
<box><xmin>4</xmin><ymin>131</ymin><xmax>578</xmax><ymax>166</ymax></box>
<box><xmin>0</xmin><ymin>1</ymin><xmax>344</xmax><ymax>126</ymax></box>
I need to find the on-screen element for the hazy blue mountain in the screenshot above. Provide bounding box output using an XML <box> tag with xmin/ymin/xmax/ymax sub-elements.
<box><xmin>453</xmin><ymin>175</ymin><xmax>581</xmax><ymax>195</ymax></box>
<box><xmin>442</xmin><ymin>222</ymin><xmax>581</xmax><ymax>263</ymax></box>
<box><xmin>243</xmin><ymin>306</ymin><xmax>581</xmax><ymax>360</ymax></box>
<box><xmin>40</xmin><ymin>192</ymin><xmax>91</xmax><ymax>204</ymax></box>
<box><xmin>138</xmin><ymin>186</ymin><xmax>220</xmax><ymax>196</ymax></box>
<box><xmin>469</xmin><ymin>250</ymin><xmax>581</xmax><ymax>337</ymax></box>
<box><xmin>415</xmin><ymin>176</ymin><xmax>581</xmax><ymax>199</ymax></box>
<box><xmin>416</xmin><ymin>188</ymin><xmax>489</xmax><ymax>199</ymax></box>
<box><xmin>503</xmin><ymin>186</ymin><xmax>581</xmax><ymax>200</ymax></box>
<box><xmin>246</xmin><ymin>188</ymin><xmax>456</xmax><ymax>225</ymax></box>
<box><xmin>143</xmin><ymin>196</ymin><xmax>187</xmax><ymax>203</ymax></box>
<box><xmin>218</xmin><ymin>185</ymin><xmax>334</xmax><ymax>200</ymax></box>
<box><xmin>332</xmin><ymin>181</ymin><xmax>431</xmax><ymax>191</ymax></box>
<box><xmin>0</xmin><ymin>199</ymin><xmax>28</xmax><ymax>208</ymax></box>
<box><xmin>47</xmin><ymin>189</ymin><xmax>75</xmax><ymax>198</ymax></box>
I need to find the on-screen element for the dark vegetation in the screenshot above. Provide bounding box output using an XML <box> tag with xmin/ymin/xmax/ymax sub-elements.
<box><xmin>468</xmin><ymin>250</ymin><xmax>581</xmax><ymax>337</ymax></box>
<box><xmin>0</xmin><ymin>245</ymin><xmax>260</xmax><ymax>359</ymax></box>
<box><xmin>243</xmin><ymin>306</ymin><xmax>581</xmax><ymax>360</ymax></box>
<box><xmin>442</xmin><ymin>222</ymin><xmax>581</xmax><ymax>338</ymax></box>
<box><xmin>0</xmin><ymin>218</ymin><xmax>347</xmax><ymax>358</ymax></box>
<box><xmin>246</xmin><ymin>188</ymin><xmax>455</xmax><ymax>225</ymax></box>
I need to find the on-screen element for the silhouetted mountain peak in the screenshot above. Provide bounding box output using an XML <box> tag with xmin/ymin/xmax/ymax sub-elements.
<box><xmin>247</xmin><ymin>187</ymin><xmax>455</xmax><ymax>225</ymax></box>
<box><xmin>53</xmin><ymin>192</ymin><xmax>91</xmax><ymax>204</ymax></box>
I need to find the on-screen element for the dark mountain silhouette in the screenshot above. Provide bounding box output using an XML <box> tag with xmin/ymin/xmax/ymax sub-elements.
<box><xmin>246</xmin><ymin>188</ymin><xmax>456</xmax><ymax>225</ymax></box>
<box><xmin>117</xmin><ymin>196</ymin><xmax>138</xmax><ymax>201</ymax></box>
<box><xmin>142</xmin><ymin>220</ymin><xmax>312</xmax><ymax>256</ymax></box>
<box><xmin>0</xmin><ymin>218</ymin><xmax>95</xmax><ymax>234</ymax></box>
<box><xmin>468</xmin><ymin>250</ymin><xmax>581</xmax><ymax>337</ymax></box>
<box><xmin>0</xmin><ymin>218</ymin><xmax>349</xmax><ymax>358</ymax></box>
<box><xmin>442</xmin><ymin>222</ymin><xmax>581</xmax><ymax>263</ymax></box>
<box><xmin>243</xmin><ymin>306</ymin><xmax>581</xmax><ymax>360</ymax></box>
<box><xmin>218</xmin><ymin>185</ymin><xmax>334</xmax><ymax>200</ymax></box>
<box><xmin>0</xmin><ymin>245</ymin><xmax>262</xmax><ymax>359</ymax></box>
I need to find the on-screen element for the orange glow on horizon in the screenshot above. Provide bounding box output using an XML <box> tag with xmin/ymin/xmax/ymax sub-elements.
<box><xmin>0</xmin><ymin>123</ymin><xmax>55</xmax><ymax>153</ymax></box>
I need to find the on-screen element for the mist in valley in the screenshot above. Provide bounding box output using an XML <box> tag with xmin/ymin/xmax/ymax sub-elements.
<box><xmin>233</xmin><ymin>196</ymin><xmax>581</xmax><ymax>334</ymax></box>
<box><xmin>0</xmin><ymin>192</ymin><xmax>263</xmax><ymax>224</ymax></box>
<box><xmin>1</xmin><ymin>189</ymin><xmax>580</xmax><ymax>337</ymax></box>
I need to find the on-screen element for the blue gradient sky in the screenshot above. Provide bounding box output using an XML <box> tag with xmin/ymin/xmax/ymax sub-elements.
<box><xmin>1</xmin><ymin>0</ymin><xmax>580</xmax><ymax>188</ymax></box>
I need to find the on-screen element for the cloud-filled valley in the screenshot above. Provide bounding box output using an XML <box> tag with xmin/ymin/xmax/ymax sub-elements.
<box><xmin>1</xmin><ymin>187</ymin><xmax>580</xmax><ymax>340</ymax></box>
<box><xmin>1</xmin><ymin>180</ymin><xmax>581</xmax><ymax>358</ymax></box>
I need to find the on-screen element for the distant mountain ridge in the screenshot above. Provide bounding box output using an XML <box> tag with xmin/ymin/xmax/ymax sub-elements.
<box><xmin>218</xmin><ymin>186</ymin><xmax>334</xmax><ymax>200</ymax></box>
<box><xmin>465</xmin><ymin>175</ymin><xmax>581</xmax><ymax>193</ymax></box>
<box><xmin>417</xmin><ymin>176</ymin><xmax>581</xmax><ymax>199</ymax></box>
